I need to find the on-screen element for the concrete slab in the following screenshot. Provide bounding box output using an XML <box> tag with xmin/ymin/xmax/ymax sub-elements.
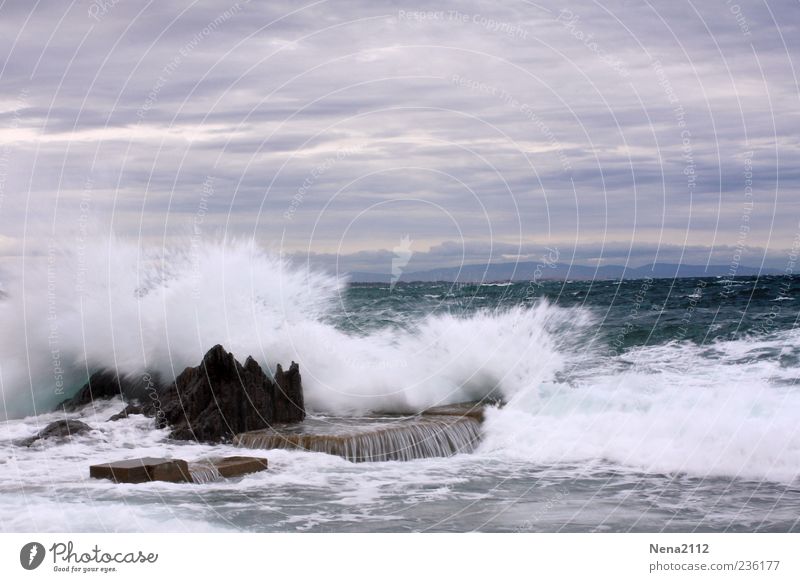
<box><xmin>235</xmin><ymin>415</ymin><xmax>482</xmax><ymax>462</ymax></box>
<box><xmin>213</xmin><ymin>456</ymin><xmax>268</xmax><ymax>478</ymax></box>
<box><xmin>421</xmin><ymin>402</ymin><xmax>487</xmax><ymax>421</ymax></box>
<box><xmin>90</xmin><ymin>457</ymin><xmax>191</xmax><ymax>483</ymax></box>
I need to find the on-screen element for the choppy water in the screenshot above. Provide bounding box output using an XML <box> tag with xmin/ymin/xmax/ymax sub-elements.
<box><xmin>1</xmin><ymin>241</ymin><xmax>799</xmax><ymax>531</ymax></box>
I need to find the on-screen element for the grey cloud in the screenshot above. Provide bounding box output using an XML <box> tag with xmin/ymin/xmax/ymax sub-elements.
<box><xmin>0</xmin><ymin>0</ymin><xmax>797</xmax><ymax>269</ymax></box>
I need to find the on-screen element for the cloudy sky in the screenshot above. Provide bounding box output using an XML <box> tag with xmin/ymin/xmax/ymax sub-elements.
<box><xmin>1</xmin><ymin>0</ymin><xmax>798</xmax><ymax>275</ymax></box>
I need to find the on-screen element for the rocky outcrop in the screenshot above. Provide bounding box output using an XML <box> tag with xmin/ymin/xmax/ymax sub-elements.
<box><xmin>273</xmin><ymin>362</ymin><xmax>305</xmax><ymax>423</ymax></box>
<box><xmin>156</xmin><ymin>345</ymin><xmax>300</xmax><ymax>442</ymax></box>
<box><xmin>57</xmin><ymin>371</ymin><xmax>161</xmax><ymax>412</ymax></box>
<box><xmin>59</xmin><ymin>345</ymin><xmax>306</xmax><ymax>439</ymax></box>
<box><xmin>16</xmin><ymin>419</ymin><xmax>92</xmax><ymax>447</ymax></box>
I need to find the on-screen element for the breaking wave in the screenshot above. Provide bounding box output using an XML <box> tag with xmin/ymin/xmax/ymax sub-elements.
<box><xmin>2</xmin><ymin>237</ymin><xmax>800</xmax><ymax>482</ymax></box>
<box><xmin>0</xmin><ymin>237</ymin><xmax>579</xmax><ymax>418</ymax></box>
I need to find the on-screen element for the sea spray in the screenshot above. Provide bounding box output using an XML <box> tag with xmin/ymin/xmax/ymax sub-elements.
<box><xmin>0</xmin><ymin>237</ymin><xmax>581</xmax><ymax>419</ymax></box>
<box><xmin>0</xmin><ymin>238</ymin><xmax>339</xmax><ymax>418</ymax></box>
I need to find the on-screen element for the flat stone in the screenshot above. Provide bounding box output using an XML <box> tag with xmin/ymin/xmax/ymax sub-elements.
<box><xmin>213</xmin><ymin>456</ymin><xmax>268</xmax><ymax>478</ymax></box>
<box><xmin>149</xmin><ymin>459</ymin><xmax>192</xmax><ymax>482</ymax></box>
<box><xmin>235</xmin><ymin>415</ymin><xmax>482</xmax><ymax>462</ymax></box>
<box><xmin>90</xmin><ymin>457</ymin><xmax>191</xmax><ymax>484</ymax></box>
<box><xmin>188</xmin><ymin>456</ymin><xmax>269</xmax><ymax>482</ymax></box>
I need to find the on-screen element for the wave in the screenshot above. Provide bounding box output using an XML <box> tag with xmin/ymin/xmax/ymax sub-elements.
<box><xmin>0</xmin><ymin>237</ymin><xmax>584</xmax><ymax>419</ymax></box>
<box><xmin>3</xmin><ymin>237</ymin><xmax>799</xmax><ymax>483</ymax></box>
<box><xmin>480</xmin><ymin>333</ymin><xmax>800</xmax><ymax>482</ymax></box>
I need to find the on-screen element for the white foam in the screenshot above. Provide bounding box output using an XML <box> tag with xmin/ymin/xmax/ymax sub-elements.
<box><xmin>480</xmin><ymin>334</ymin><xmax>800</xmax><ymax>482</ymax></box>
<box><xmin>0</xmin><ymin>237</ymin><xmax>581</xmax><ymax>418</ymax></box>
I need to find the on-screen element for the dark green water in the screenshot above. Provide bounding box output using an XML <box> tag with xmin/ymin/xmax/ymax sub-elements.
<box><xmin>339</xmin><ymin>276</ymin><xmax>800</xmax><ymax>348</ymax></box>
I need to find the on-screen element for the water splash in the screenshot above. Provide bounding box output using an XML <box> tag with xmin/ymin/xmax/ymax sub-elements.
<box><xmin>0</xmin><ymin>237</ymin><xmax>579</xmax><ymax>419</ymax></box>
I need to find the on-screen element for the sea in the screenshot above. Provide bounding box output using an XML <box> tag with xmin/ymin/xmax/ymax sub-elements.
<box><xmin>1</xmin><ymin>241</ymin><xmax>799</xmax><ymax>532</ymax></box>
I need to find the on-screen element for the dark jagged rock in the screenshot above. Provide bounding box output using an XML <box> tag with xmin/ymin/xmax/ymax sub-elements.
<box><xmin>157</xmin><ymin>345</ymin><xmax>278</xmax><ymax>442</ymax></box>
<box><xmin>273</xmin><ymin>361</ymin><xmax>305</xmax><ymax>423</ymax></box>
<box><xmin>16</xmin><ymin>419</ymin><xmax>92</xmax><ymax>447</ymax></box>
<box><xmin>57</xmin><ymin>371</ymin><xmax>122</xmax><ymax>412</ymax></box>
<box><xmin>57</xmin><ymin>370</ymin><xmax>161</xmax><ymax>412</ymax></box>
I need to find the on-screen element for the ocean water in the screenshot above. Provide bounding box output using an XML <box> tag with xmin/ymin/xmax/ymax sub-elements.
<box><xmin>1</xmin><ymin>241</ymin><xmax>799</xmax><ymax>532</ymax></box>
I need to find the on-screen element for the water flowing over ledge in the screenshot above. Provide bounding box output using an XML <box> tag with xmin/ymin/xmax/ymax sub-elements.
<box><xmin>188</xmin><ymin>463</ymin><xmax>222</xmax><ymax>484</ymax></box>
<box><xmin>235</xmin><ymin>415</ymin><xmax>483</xmax><ymax>462</ymax></box>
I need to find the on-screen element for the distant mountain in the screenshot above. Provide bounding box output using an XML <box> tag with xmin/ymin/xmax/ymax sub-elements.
<box><xmin>346</xmin><ymin>262</ymin><xmax>782</xmax><ymax>283</ymax></box>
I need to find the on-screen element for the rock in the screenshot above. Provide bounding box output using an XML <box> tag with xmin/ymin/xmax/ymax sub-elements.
<box><xmin>57</xmin><ymin>371</ymin><xmax>121</xmax><ymax>411</ymax></box>
<box><xmin>108</xmin><ymin>403</ymin><xmax>147</xmax><ymax>421</ymax></box>
<box><xmin>57</xmin><ymin>370</ymin><xmax>161</xmax><ymax>412</ymax></box>
<box><xmin>16</xmin><ymin>419</ymin><xmax>92</xmax><ymax>447</ymax></box>
<box><xmin>107</xmin><ymin>399</ymin><xmax>164</xmax><ymax>421</ymax></box>
<box><xmin>90</xmin><ymin>457</ymin><xmax>191</xmax><ymax>484</ymax></box>
<box><xmin>145</xmin><ymin>345</ymin><xmax>306</xmax><ymax>442</ymax></box>
<box><xmin>108</xmin><ymin>387</ymin><xmax>166</xmax><ymax>421</ymax></box>
<box><xmin>157</xmin><ymin>345</ymin><xmax>277</xmax><ymax>442</ymax></box>
<box><xmin>273</xmin><ymin>361</ymin><xmax>305</xmax><ymax>423</ymax></box>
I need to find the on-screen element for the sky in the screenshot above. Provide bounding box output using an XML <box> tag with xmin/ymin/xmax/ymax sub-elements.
<box><xmin>0</xmin><ymin>0</ymin><xmax>799</xmax><ymax>276</ymax></box>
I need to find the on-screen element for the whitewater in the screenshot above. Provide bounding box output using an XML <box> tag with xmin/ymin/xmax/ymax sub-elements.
<box><xmin>1</xmin><ymin>238</ymin><xmax>799</xmax><ymax>531</ymax></box>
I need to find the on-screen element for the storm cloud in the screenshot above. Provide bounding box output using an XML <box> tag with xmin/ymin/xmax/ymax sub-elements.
<box><xmin>1</xmin><ymin>0</ymin><xmax>798</xmax><ymax>274</ymax></box>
